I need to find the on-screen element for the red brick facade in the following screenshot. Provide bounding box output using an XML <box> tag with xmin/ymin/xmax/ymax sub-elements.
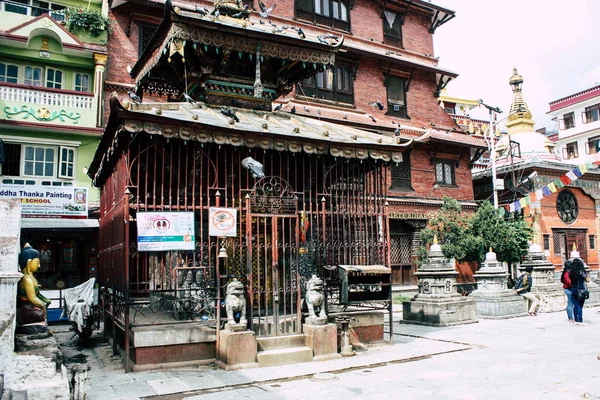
<box><xmin>104</xmin><ymin>0</ymin><xmax>479</xmax><ymax>285</ymax></box>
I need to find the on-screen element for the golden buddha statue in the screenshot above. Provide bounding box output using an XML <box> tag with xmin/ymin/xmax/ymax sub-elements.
<box><xmin>16</xmin><ymin>243</ymin><xmax>51</xmax><ymax>329</ymax></box>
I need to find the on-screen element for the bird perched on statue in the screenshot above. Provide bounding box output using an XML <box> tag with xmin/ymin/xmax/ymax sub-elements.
<box><xmin>370</xmin><ymin>100</ymin><xmax>385</xmax><ymax>110</ymax></box>
<box><xmin>430</xmin><ymin>122</ymin><xmax>437</xmax><ymax>128</ymax></box>
<box><xmin>258</xmin><ymin>1</ymin><xmax>276</xmax><ymax>18</ymax></box>
<box><xmin>182</xmin><ymin>93</ymin><xmax>195</xmax><ymax>103</ymax></box>
<box><xmin>291</xmin><ymin>106</ymin><xmax>296</xmax><ymax>114</ymax></box>
<box><xmin>273</xmin><ymin>103</ymin><xmax>283</xmax><ymax>112</ymax></box>
<box><xmin>127</xmin><ymin>91</ymin><xmax>142</xmax><ymax>104</ymax></box>
<box><xmin>343</xmin><ymin>114</ymin><xmax>348</xmax><ymax>119</ymax></box>
<box><xmin>259</xmin><ymin>19</ymin><xmax>265</xmax><ymax>24</ymax></box>
<box><xmin>221</xmin><ymin>106</ymin><xmax>239</xmax><ymax>122</ymax></box>
<box><xmin>241</xmin><ymin>157</ymin><xmax>265</xmax><ymax>179</ymax></box>
<box><xmin>297</xmin><ymin>28</ymin><xmax>306</xmax><ymax>39</ymax></box>
<box><xmin>304</xmin><ymin>106</ymin><xmax>310</xmax><ymax>112</ymax></box>
<box><xmin>368</xmin><ymin>114</ymin><xmax>376</xmax><ymax>123</ymax></box>
<box><xmin>195</xmin><ymin>5</ymin><xmax>208</xmax><ymax>16</ymax></box>
<box><xmin>394</xmin><ymin>126</ymin><xmax>401</xmax><ymax>136</ymax></box>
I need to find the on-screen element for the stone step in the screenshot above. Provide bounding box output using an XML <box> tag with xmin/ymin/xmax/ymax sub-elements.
<box><xmin>256</xmin><ymin>334</ymin><xmax>306</xmax><ymax>351</ymax></box>
<box><xmin>256</xmin><ymin>346</ymin><xmax>313</xmax><ymax>367</ymax></box>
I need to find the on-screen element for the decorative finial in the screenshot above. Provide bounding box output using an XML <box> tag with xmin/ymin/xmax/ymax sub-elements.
<box><xmin>433</xmin><ymin>234</ymin><xmax>438</xmax><ymax>245</ymax></box>
<box><xmin>572</xmin><ymin>243</ymin><xmax>577</xmax><ymax>251</ymax></box>
<box><xmin>489</xmin><ymin>247</ymin><xmax>493</xmax><ymax>252</ymax></box>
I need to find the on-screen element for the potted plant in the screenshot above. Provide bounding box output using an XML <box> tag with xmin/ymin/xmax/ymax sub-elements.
<box><xmin>66</xmin><ymin>8</ymin><xmax>112</xmax><ymax>37</ymax></box>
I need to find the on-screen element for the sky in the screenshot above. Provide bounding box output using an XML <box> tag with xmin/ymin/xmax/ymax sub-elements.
<box><xmin>432</xmin><ymin>0</ymin><xmax>600</xmax><ymax>130</ymax></box>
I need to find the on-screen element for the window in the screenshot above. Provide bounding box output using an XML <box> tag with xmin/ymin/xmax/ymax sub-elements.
<box><xmin>390</xmin><ymin>152</ymin><xmax>411</xmax><ymax>190</ymax></box>
<box><xmin>563</xmin><ymin>112</ymin><xmax>575</xmax><ymax>129</ymax></box>
<box><xmin>0</xmin><ymin>63</ymin><xmax>19</xmax><ymax>83</ymax></box>
<box><xmin>588</xmin><ymin>136</ymin><xmax>600</xmax><ymax>154</ymax></box>
<box><xmin>74</xmin><ymin>73</ymin><xmax>90</xmax><ymax>92</ymax></box>
<box><xmin>58</xmin><ymin>147</ymin><xmax>75</xmax><ymax>178</ymax></box>
<box><xmin>4</xmin><ymin>0</ymin><xmax>66</xmax><ymax>21</ymax></box>
<box><xmin>543</xmin><ymin>234</ymin><xmax>550</xmax><ymax>251</ymax></box>
<box><xmin>24</xmin><ymin>66</ymin><xmax>42</xmax><ymax>86</ymax></box>
<box><xmin>385</xmin><ymin>75</ymin><xmax>408</xmax><ymax>118</ymax></box>
<box><xmin>138</xmin><ymin>23</ymin><xmax>158</xmax><ymax>56</ymax></box>
<box><xmin>23</xmin><ymin>146</ymin><xmax>55</xmax><ymax>177</ymax></box>
<box><xmin>45</xmin><ymin>68</ymin><xmax>62</xmax><ymax>89</ymax></box>
<box><xmin>383</xmin><ymin>10</ymin><xmax>402</xmax><ymax>47</ymax></box>
<box><xmin>553</xmin><ymin>232</ymin><xmax>564</xmax><ymax>255</ymax></box>
<box><xmin>584</xmin><ymin>104</ymin><xmax>599</xmax><ymax>124</ymax></box>
<box><xmin>298</xmin><ymin>65</ymin><xmax>354</xmax><ymax>104</ymax></box>
<box><xmin>590</xmin><ymin>235</ymin><xmax>596</xmax><ymax>250</ymax></box>
<box><xmin>0</xmin><ymin>143</ymin><xmax>21</xmax><ymax>176</ymax></box>
<box><xmin>435</xmin><ymin>160</ymin><xmax>455</xmax><ymax>185</ymax></box>
<box><xmin>563</xmin><ymin>142</ymin><xmax>579</xmax><ymax>160</ymax></box>
<box><xmin>295</xmin><ymin>0</ymin><xmax>350</xmax><ymax>31</ymax></box>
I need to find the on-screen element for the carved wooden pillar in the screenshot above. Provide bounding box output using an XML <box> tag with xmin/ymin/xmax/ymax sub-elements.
<box><xmin>93</xmin><ymin>53</ymin><xmax>108</xmax><ymax>127</ymax></box>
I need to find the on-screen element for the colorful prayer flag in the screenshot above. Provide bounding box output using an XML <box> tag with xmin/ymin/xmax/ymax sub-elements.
<box><xmin>514</xmin><ymin>201</ymin><xmax>521</xmax><ymax>211</ymax></box>
<box><xmin>542</xmin><ymin>186</ymin><xmax>552</xmax><ymax>196</ymax></box>
<box><xmin>535</xmin><ymin>189</ymin><xmax>544</xmax><ymax>201</ymax></box>
<box><xmin>530</xmin><ymin>192</ymin><xmax>537</xmax><ymax>203</ymax></box>
<box><xmin>579</xmin><ymin>164</ymin><xmax>588</xmax><ymax>174</ymax></box>
<box><xmin>560</xmin><ymin>175</ymin><xmax>571</xmax><ymax>185</ymax></box>
<box><xmin>566</xmin><ymin>171</ymin><xmax>578</xmax><ymax>182</ymax></box>
<box><xmin>554</xmin><ymin>178</ymin><xmax>564</xmax><ymax>189</ymax></box>
<box><xmin>509</xmin><ymin>203</ymin><xmax>515</xmax><ymax>212</ymax></box>
<box><xmin>573</xmin><ymin>167</ymin><xmax>583</xmax><ymax>178</ymax></box>
<box><xmin>520</xmin><ymin>198</ymin><xmax>527</xmax><ymax>208</ymax></box>
<box><xmin>548</xmin><ymin>182</ymin><xmax>557</xmax><ymax>193</ymax></box>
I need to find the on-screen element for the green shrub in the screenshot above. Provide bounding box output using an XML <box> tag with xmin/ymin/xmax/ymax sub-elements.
<box><xmin>66</xmin><ymin>8</ymin><xmax>112</xmax><ymax>37</ymax></box>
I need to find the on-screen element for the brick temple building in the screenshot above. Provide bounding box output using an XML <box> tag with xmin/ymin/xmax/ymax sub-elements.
<box><xmin>91</xmin><ymin>0</ymin><xmax>486</xmax><ymax>370</ymax></box>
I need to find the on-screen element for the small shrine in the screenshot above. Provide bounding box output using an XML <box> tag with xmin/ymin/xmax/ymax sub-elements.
<box><xmin>402</xmin><ymin>236</ymin><xmax>476</xmax><ymax>326</ymax></box>
<box><xmin>519</xmin><ymin>242</ymin><xmax>566</xmax><ymax>312</ymax></box>
<box><xmin>470</xmin><ymin>248</ymin><xmax>527</xmax><ymax>318</ymax></box>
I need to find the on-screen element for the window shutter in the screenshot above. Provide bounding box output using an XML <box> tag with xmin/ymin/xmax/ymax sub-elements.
<box><xmin>296</xmin><ymin>0</ymin><xmax>314</xmax><ymax>13</ymax></box>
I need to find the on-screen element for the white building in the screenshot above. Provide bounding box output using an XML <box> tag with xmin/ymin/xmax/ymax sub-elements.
<box><xmin>548</xmin><ymin>84</ymin><xmax>600</xmax><ymax>164</ymax></box>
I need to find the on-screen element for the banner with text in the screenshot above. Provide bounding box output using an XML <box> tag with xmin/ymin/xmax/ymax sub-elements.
<box><xmin>137</xmin><ymin>212</ymin><xmax>195</xmax><ymax>252</ymax></box>
<box><xmin>0</xmin><ymin>184</ymin><xmax>88</xmax><ymax>218</ymax></box>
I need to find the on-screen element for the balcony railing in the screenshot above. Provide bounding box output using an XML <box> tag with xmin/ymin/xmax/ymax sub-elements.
<box><xmin>1</xmin><ymin>0</ymin><xmax>66</xmax><ymax>21</ymax></box>
<box><xmin>0</xmin><ymin>83</ymin><xmax>97</xmax><ymax>128</ymax></box>
<box><xmin>0</xmin><ymin>83</ymin><xmax>94</xmax><ymax>109</ymax></box>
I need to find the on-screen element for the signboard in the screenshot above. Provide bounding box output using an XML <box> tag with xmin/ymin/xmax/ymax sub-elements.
<box><xmin>136</xmin><ymin>212</ymin><xmax>195</xmax><ymax>251</ymax></box>
<box><xmin>388</xmin><ymin>212</ymin><xmax>436</xmax><ymax>220</ymax></box>
<box><xmin>0</xmin><ymin>184</ymin><xmax>88</xmax><ymax>218</ymax></box>
<box><xmin>209</xmin><ymin>207</ymin><xmax>237</xmax><ymax>237</ymax></box>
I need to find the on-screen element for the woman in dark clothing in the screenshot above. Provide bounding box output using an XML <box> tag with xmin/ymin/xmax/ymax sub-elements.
<box><xmin>561</xmin><ymin>260</ymin><xmax>574</xmax><ymax>323</ymax></box>
<box><xmin>569</xmin><ymin>258</ymin><xmax>590</xmax><ymax>325</ymax></box>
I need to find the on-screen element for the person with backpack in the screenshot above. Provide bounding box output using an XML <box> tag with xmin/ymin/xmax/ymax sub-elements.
<box><xmin>569</xmin><ymin>258</ymin><xmax>590</xmax><ymax>325</ymax></box>
<box><xmin>515</xmin><ymin>265</ymin><xmax>539</xmax><ymax>316</ymax></box>
<box><xmin>561</xmin><ymin>260</ymin><xmax>574</xmax><ymax>322</ymax></box>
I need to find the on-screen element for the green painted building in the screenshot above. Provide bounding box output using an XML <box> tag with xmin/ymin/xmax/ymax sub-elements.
<box><xmin>0</xmin><ymin>1</ymin><xmax>108</xmax><ymax>291</ymax></box>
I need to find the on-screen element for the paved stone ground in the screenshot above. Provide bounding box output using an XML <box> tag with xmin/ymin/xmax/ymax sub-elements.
<box><xmin>54</xmin><ymin>306</ymin><xmax>600</xmax><ymax>400</ymax></box>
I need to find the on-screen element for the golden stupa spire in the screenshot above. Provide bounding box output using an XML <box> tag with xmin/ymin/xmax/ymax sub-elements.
<box><xmin>506</xmin><ymin>67</ymin><xmax>535</xmax><ymax>134</ymax></box>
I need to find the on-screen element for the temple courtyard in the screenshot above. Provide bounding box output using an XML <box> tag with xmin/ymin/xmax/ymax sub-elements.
<box><xmin>54</xmin><ymin>304</ymin><xmax>600</xmax><ymax>400</ymax></box>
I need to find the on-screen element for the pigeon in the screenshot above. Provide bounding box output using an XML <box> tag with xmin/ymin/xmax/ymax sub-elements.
<box><xmin>304</xmin><ymin>106</ymin><xmax>310</xmax><ymax>112</ymax></box>
<box><xmin>343</xmin><ymin>114</ymin><xmax>348</xmax><ymax>119</ymax></box>
<box><xmin>317</xmin><ymin>109</ymin><xmax>321</xmax><ymax>115</ymax></box>
<box><xmin>368</xmin><ymin>115</ymin><xmax>376</xmax><ymax>123</ymax></box>
<box><xmin>394</xmin><ymin>126</ymin><xmax>401</xmax><ymax>136</ymax></box>
<box><xmin>297</xmin><ymin>28</ymin><xmax>306</xmax><ymax>39</ymax></box>
<box><xmin>317</xmin><ymin>33</ymin><xmax>339</xmax><ymax>44</ymax></box>
<box><xmin>431</xmin><ymin>122</ymin><xmax>437</xmax><ymax>128</ymax></box>
<box><xmin>126</xmin><ymin>65</ymin><xmax>132</xmax><ymax>74</ymax></box>
<box><xmin>370</xmin><ymin>100</ymin><xmax>384</xmax><ymax>110</ymax></box>
<box><xmin>274</xmin><ymin>103</ymin><xmax>283</xmax><ymax>112</ymax></box>
<box><xmin>214</xmin><ymin>8</ymin><xmax>220</xmax><ymax>18</ymax></box>
<box><xmin>127</xmin><ymin>90</ymin><xmax>142</xmax><ymax>104</ymax></box>
<box><xmin>231</xmin><ymin>11</ymin><xmax>244</xmax><ymax>18</ymax></box>
<box><xmin>258</xmin><ymin>1</ymin><xmax>276</xmax><ymax>18</ymax></box>
<box><xmin>259</xmin><ymin>19</ymin><xmax>265</xmax><ymax>24</ymax></box>
<box><xmin>291</xmin><ymin>106</ymin><xmax>296</xmax><ymax>114</ymax></box>
<box><xmin>182</xmin><ymin>93</ymin><xmax>195</xmax><ymax>103</ymax></box>
<box><xmin>268</xmin><ymin>19</ymin><xmax>276</xmax><ymax>26</ymax></box>
<box><xmin>220</xmin><ymin>106</ymin><xmax>239</xmax><ymax>122</ymax></box>
<box><xmin>194</xmin><ymin>5</ymin><xmax>208</xmax><ymax>16</ymax></box>
<box><xmin>241</xmin><ymin>157</ymin><xmax>265</xmax><ymax>179</ymax></box>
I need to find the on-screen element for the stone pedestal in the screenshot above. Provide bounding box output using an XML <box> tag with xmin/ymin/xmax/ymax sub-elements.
<box><xmin>0</xmin><ymin>199</ymin><xmax>21</xmax><ymax>376</ymax></box>
<box><xmin>304</xmin><ymin>323</ymin><xmax>340</xmax><ymax>361</ymax></box>
<box><xmin>470</xmin><ymin>250</ymin><xmax>527</xmax><ymax>318</ymax></box>
<box><xmin>569</xmin><ymin>248</ymin><xmax>600</xmax><ymax>307</ymax></box>
<box><xmin>520</xmin><ymin>243</ymin><xmax>566</xmax><ymax>313</ymax></box>
<box><xmin>217</xmin><ymin>329</ymin><xmax>258</xmax><ymax>370</ymax></box>
<box><xmin>402</xmin><ymin>240</ymin><xmax>477</xmax><ymax>326</ymax></box>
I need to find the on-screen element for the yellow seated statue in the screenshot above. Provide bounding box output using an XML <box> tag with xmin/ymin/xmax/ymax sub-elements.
<box><xmin>16</xmin><ymin>243</ymin><xmax>51</xmax><ymax>328</ymax></box>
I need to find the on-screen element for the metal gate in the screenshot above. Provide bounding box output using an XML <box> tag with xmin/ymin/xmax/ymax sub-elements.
<box><xmin>246</xmin><ymin>177</ymin><xmax>301</xmax><ymax>337</ymax></box>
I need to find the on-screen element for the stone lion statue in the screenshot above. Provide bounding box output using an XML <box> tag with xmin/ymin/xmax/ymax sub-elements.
<box><xmin>225</xmin><ymin>279</ymin><xmax>247</xmax><ymax>328</ymax></box>
<box><xmin>304</xmin><ymin>274</ymin><xmax>326</xmax><ymax>323</ymax></box>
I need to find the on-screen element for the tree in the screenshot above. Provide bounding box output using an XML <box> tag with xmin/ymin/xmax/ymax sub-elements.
<box><xmin>418</xmin><ymin>198</ymin><xmax>533</xmax><ymax>269</ymax></box>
